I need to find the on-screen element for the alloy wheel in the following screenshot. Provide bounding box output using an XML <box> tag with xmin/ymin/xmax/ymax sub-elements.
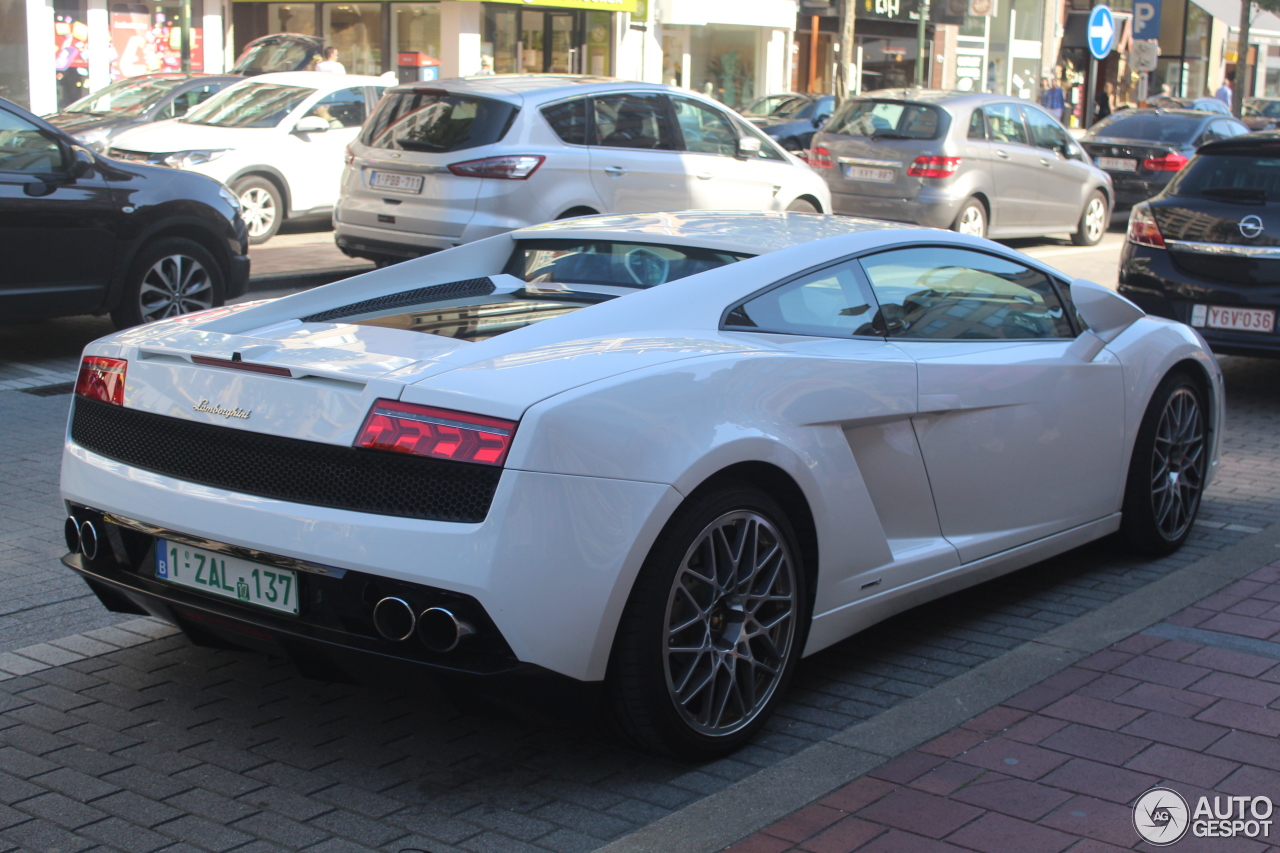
<box><xmin>1084</xmin><ymin>197</ymin><xmax>1107</xmax><ymax>243</ymax></box>
<box><xmin>1150</xmin><ymin>387</ymin><xmax>1206</xmax><ymax>541</ymax></box>
<box><xmin>957</xmin><ymin>204</ymin><xmax>985</xmax><ymax>236</ymax></box>
<box><xmin>138</xmin><ymin>254</ymin><xmax>213</xmax><ymax>322</ymax></box>
<box><xmin>240</xmin><ymin>187</ymin><xmax>277</xmax><ymax>239</ymax></box>
<box><xmin>663</xmin><ymin>510</ymin><xmax>797</xmax><ymax>737</ymax></box>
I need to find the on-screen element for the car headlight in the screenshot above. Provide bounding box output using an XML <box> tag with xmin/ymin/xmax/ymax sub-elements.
<box><xmin>217</xmin><ymin>185</ymin><xmax>241</xmax><ymax>212</ymax></box>
<box><xmin>75</xmin><ymin>128</ymin><xmax>112</xmax><ymax>151</ymax></box>
<box><xmin>162</xmin><ymin>149</ymin><xmax>229</xmax><ymax>169</ymax></box>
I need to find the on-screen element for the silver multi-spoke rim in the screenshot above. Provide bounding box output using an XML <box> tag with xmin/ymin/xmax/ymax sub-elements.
<box><xmin>1083</xmin><ymin>197</ymin><xmax>1106</xmax><ymax>242</ymax></box>
<box><xmin>957</xmin><ymin>204</ymin><xmax>984</xmax><ymax>236</ymax></box>
<box><xmin>138</xmin><ymin>254</ymin><xmax>213</xmax><ymax>322</ymax></box>
<box><xmin>1150</xmin><ymin>388</ymin><xmax>1206</xmax><ymax>541</ymax></box>
<box><xmin>240</xmin><ymin>187</ymin><xmax>277</xmax><ymax>238</ymax></box>
<box><xmin>663</xmin><ymin>511</ymin><xmax>797</xmax><ymax>737</ymax></box>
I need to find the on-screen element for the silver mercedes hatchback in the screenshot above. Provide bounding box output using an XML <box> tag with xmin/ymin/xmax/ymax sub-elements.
<box><xmin>810</xmin><ymin>89</ymin><xmax>1113</xmax><ymax>245</ymax></box>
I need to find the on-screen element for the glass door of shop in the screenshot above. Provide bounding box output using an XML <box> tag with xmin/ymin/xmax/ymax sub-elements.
<box><xmin>486</xmin><ymin>7</ymin><xmax>585</xmax><ymax>75</ymax></box>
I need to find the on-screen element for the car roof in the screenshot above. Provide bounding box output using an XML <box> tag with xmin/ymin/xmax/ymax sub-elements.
<box><xmin>231</xmin><ymin>71</ymin><xmax>387</xmax><ymax>89</ymax></box>
<box><xmin>851</xmin><ymin>89</ymin><xmax>1042</xmax><ymax>109</ymax></box>
<box><xmin>386</xmin><ymin>75</ymin><xmax>679</xmax><ymax>105</ymax></box>
<box><xmin>509</xmin><ymin>211</ymin><xmax>919</xmax><ymax>255</ymax></box>
<box><xmin>1199</xmin><ymin>131</ymin><xmax>1280</xmax><ymax>155</ymax></box>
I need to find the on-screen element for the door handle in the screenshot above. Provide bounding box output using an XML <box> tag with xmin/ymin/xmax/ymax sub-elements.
<box><xmin>1039</xmin><ymin>158</ymin><xmax>1052</xmax><ymax>167</ymax></box>
<box><xmin>695</xmin><ymin>172</ymin><xmax>714</xmax><ymax>180</ymax></box>
<box><xmin>995</xmin><ymin>150</ymin><xmax>1010</xmax><ymax>159</ymax></box>
<box><xmin>604</xmin><ymin>166</ymin><xmax>627</xmax><ymax>176</ymax></box>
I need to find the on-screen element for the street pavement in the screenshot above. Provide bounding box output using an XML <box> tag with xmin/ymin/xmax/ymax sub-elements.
<box><xmin>2</xmin><ymin>221</ymin><xmax>1278</xmax><ymax>853</ymax></box>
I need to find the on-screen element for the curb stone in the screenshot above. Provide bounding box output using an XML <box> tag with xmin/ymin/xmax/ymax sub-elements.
<box><xmin>595</xmin><ymin>521</ymin><xmax>1280</xmax><ymax>853</ymax></box>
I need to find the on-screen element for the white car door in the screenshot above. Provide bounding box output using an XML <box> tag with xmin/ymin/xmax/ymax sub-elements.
<box><xmin>281</xmin><ymin>86</ymin><xmax>369</xmax><ymax>212</ymax></box>
<box><xmin>858</xmin><ymin>245</ymin><xmax>1126</xmax><ymax>563</ymax></box>
<box><xmin>669</xmin><ymin>95</ymin><xmax>775</xmax><ymax>210</ymax></box>
<box><xmin>587</xmin><ymin>92</ymin><xmax>689</xmax><ymax>213</ymax></box>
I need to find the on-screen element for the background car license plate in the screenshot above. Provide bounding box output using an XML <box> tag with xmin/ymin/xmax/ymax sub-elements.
<box><xmin>1191</xmin><ymin>304</ymin><xmax>1276</xmax><ymax>332</ymax></box>
<box><xmin>844</xmin><ymin>165</ymin><xmax>896</xmax><ymax>183</ymax></box>
<box><xmin>370</xmin><ymin>171</ymin><xmax>424</xmax><ymax>194</ymax></box>
<box><xmin>1096</xmin><ymin>157</ymin><xmax>1137</xmax><ymax>171</ymax></box>
<box><xmin>156</xmin><ymin>540</ymin><xmax>299</xmax><ymax>615</ymax></box>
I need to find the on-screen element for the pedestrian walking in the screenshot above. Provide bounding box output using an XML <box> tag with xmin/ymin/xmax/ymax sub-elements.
<box><xmin>316</xmin><ymin>47</ymin><xmax>346</xmax><ymax>74</ymax></box>
<box><xmin>1216</xmin><ymin>71</ymin><xmax>1234</xmax><ymax>107</ymax></box>
<box><xmin>1095</xmin><ymin>81</ymin><xmax>1113</xmax><ymax>121</ymax></box>
<box><xmin>1039</xmin><ymin>76</ymin><xmax>1065</xmax><ymax>121</ymax></box>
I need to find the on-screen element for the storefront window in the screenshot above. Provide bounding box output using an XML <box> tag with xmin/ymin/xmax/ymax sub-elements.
<box><xmin>323</xmin><ymin>3</ymin><xmax>382</xmax><ymax>74</ymax></box>
<box><xmin>111</xmin><ymin>0</ymin><xmax>204</xmax><ymax>79</ymax></box>
<box><xmin>54</xmin><ymin>0</ymin><xmax>90</xmax><ymax>108</ymax></box>
<box><xmin>661</xmin><ymin>31</ymin><xmax>683</xmax><ymax>86</ymax></box>
<box><xmin>484</xmin><ymin>6</ymin><xmax>583</xmax><ymax>75</ymax></box>
<box><xmin>857</xmin><ymin>35</ymin><xmax>917</xmax><ymax>91</ymax></box>
<box><xmin>267</xmin><ymin>3</ymin><xmax>316</xmax><ymax>34</ymax></box>
<box><xmin>393</xmin><ymin>3</ymin><xmax>439</xmax><ymax>58</ymax></box>
<box><xmin>0</xmin><ymin>0</ymin><xmax>30</xmax><ymax>109</ymax></box>
<box><xmin>688</xmin><ymin>25</ymin><xmax>757</xmax><ymax>109</ymax></box>
<box><xmin>585</xmin><ymin>11</ymin><xmax>611</xmax><ymax>76</ymax></box>
<box><xmin>485</xmin><ymin>6</ymin><xmax>518</xmax><ymax>73</ymax></box>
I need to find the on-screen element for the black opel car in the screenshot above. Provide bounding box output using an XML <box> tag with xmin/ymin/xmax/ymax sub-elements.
<box><xmin>1119</xmin><ymin>132</ymin><xmax>1280</xmax><ymax>357</ymax></box>
<box><xmin>0</xmin><ymin>97</ymin><xmax>249</xmax><ymax>327</ymax></box>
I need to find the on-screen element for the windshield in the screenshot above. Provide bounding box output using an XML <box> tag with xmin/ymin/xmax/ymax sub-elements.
<box><xmin>1092</xmin><ymin>114</ymin><xmax>1201</xmax><ymax>144</ymax></box>
<box><xmin>233</xmin><ymin>38</ymin><xmax>317</xmax><ymax>75</ymax></box>
<box><xmin>184</xmin><ymin>82</ymin><xmax>314</xmax><ymax>128</ymax></box>
<box><xmin>1246</xmin><ymin>99</ymin><xmax>1280</xmax><ymax>118</ymax></box>
<box><xmin>65</xmin><ymin>76</ymin><xmax>184</xmax><ymax>116</ymax></box>
<box><xmin>824</xmin><ymin>99</ymin><xmax>944</xmax><ymax>139</ymax></box>
<box><xmin>741</xmin><ymin>95</ymin><xmax>808</xmax><ymax>119</ymax></box>
<box><xmin>504</xmin><ymin>240</ymin><xmax>752</xmax><ymax>289</ymax></box>
<box><xmin>362</xmin><ymin>90</ymin><xmax>517</xmax><ymax>152</ymax></box>
<box><xmin>1172</xmin><ymin>153</ymin><xmax>1280</xmax><ymax>202</ymax></box>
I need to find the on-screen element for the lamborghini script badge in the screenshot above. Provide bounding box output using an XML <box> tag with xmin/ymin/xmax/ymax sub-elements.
<box><xmin>193</xmin><ymin>400</ymin><xmax>251</xmax><ymax>420</ymax></box>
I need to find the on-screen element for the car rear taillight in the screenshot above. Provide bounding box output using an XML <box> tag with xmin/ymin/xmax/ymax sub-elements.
<box><xmin>355</xmin><ymin>400</ymin><xmax>517</xmax><ymax>466</ymax></box>
<box><xmin>75</xmin><ymin>356</ymin><xmax>126</xmax><ymax>406</ymax></box>
<box><xmin>447</xmin><ymin>155</ymin><xmax>545</xmax><ymax>180</ymax></box>
<box><xmin>809</xmin><ymin>147</ymin><xmax>835</xmax><ymax>169</ymax></box>
<box><xmin>1142</xmin><ymin>152</ymin><xmax>1189</xmax><ymax>172</ymax></box>
<box><xmin>908</xmin><ymin>156</ymin><xmax>962</xmax><ymax>178</ymax></box>
<box><xmin>1127</xmin><ymin>202</ymin><xmax>1165</xmax><ymax>248</ymax></box>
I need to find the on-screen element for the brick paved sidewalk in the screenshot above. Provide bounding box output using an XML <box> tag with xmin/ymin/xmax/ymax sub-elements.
<box><xmin>726</xmin><ymin>560</ymin><xmax>1280</xmax><ymax>853</ymax></box>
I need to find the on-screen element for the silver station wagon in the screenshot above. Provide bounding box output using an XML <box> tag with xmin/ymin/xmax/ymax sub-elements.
<box><xmin>810</xmin><ymin>89</ymin><xmax>1113</xmax><ymax>245</ymax></box>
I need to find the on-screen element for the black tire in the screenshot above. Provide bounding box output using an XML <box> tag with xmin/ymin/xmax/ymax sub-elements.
<box><xmin>233</xmin><ymin>176</ymin><xmax>283</xmax><ymax>244</ymax></box>
<box><xmin>608</xmin><ymin>483</ymin><xmax>810</xmax><ymax>757</ymax></box>
<box><xmin>786</xmin><ymin>198</ymin><xmax>819</xmax><ymax>213</ymax></box>
<box><xmin>952</xmin><ymin>198</ymin><xmax>987</xmax><ymax>237</ymax></box>
<box><xmin>556</xmin><ymin>207</ymin><xmax>598</xmax><ymax>220</ymax></box>
<box><xmin>1120</xmin><ymin>370</ymin><xmax>1209</xmax><ymax>556</ymax></box>
<box><xmin>110</xmin><ymin>237</ymin><xmax>225</xmax><ymax>329</ymax></box>
<box><xmin>1072</xmin><ymin>191</ymin><xmax>1108</xmax><ymax>246</ymax></box>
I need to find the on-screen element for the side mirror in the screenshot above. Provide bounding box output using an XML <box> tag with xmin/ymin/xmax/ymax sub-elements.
<box><xmin>813</xmin><ymin>114</ymin><xmax>830</xmax><ymax>128</ymax></box>
<box><xmin>69</xmin><ymin>147</ymin><xmax>94</xmax><ymax>178</ymax></box>
<box><xmin>1070</xmin><ymin>278</ymin><xmax>1144</xmax><ymax>343</ymax></box>
<box><xmin>293</xmin><ymin>116</ymin><xmax>330</xmax><ymax>134</ymax></box>
<box><xmin>737</xmin><ymin>135</ymin><xmax>762</xmax><ymax>158</ymax></box>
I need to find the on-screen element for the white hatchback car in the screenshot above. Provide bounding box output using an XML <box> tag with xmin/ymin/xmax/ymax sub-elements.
<box><xmin>333</xmin><ymin>76</ymin><xmax>832</xmax><ymax>265</ymax></box>
<box><xmin>108</xmin><ymin>72</ymin><xmax>388</xmax><ymax>243</ymax></box>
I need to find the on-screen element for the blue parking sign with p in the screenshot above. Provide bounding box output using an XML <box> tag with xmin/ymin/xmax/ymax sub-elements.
<box><xmin>1133</xmin><ymin>0</ymin><xmax>1161</xmax><ymax>40</ymax></box>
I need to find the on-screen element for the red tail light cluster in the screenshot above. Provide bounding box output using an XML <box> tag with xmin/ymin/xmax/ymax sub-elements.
<box><xmin>75</xmin><ymin>356</ymin><xmax>127</xmax><ymax>406</ymax></box>
<box><xmin>1127</xmin><ymin>203</ymin><xmax>1165</xmax><ymax>248</ymax></box>
<box><xmin>809</xmin><ymin>147</ymin><xmax>835</xmax><ymax>169</ymax></box>
<box><xmin>448</xmin><ymin>155</ymin><xmax>544</xmax><ymax>180</ymax></box>
<box><xmin>1143</xmin><ymin>152</ymin><xmax>1189</xmax><ymax>172</ymax></box>
<box><xmin>908</xmin><ymin>156</ymin><xmax>962</xmax><ymax>178</ymax></box>
<box><xmin>355</xmin><ymin>400</ymin><xmax>516</xmax><ymax>466</ymax></box>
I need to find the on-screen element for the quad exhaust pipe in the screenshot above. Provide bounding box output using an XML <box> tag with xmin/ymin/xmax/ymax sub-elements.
<box><xmin>371</xmin><ymin>597</ymin><xmax>474</xmax><ymax>652</ymax></box>
<box><xmin>66</xmin><ymin>516</ymin><xmax>99</xmax><ymax>560</ymax></box>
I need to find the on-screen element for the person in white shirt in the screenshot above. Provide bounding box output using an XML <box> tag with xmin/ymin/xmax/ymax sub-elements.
<box><xmin>1215</xmin><ymin>71</ymin><xmax>1234</xmax><ymax>107</ymax></box>
<box><xmin>316</xmin><ymin>47</ymin><xmax>345</xmax><ymax>74</ymax></box>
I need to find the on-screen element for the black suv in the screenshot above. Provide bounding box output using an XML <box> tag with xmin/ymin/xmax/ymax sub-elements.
<box><xmin>0</xmin><ymin>97</ymin><xmax>249</xmax><ymax>327</ymax></box>
<box><xmin>1119</xmin><ymin>132</ymin><xmax>1280</xmax><ymax>357</ymax></box>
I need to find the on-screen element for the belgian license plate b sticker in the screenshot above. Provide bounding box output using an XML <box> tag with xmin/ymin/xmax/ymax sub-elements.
<box><xmin>156</xmin><ymin>539</ymin><xmax>299</xmax><ymax>615</ymax></box>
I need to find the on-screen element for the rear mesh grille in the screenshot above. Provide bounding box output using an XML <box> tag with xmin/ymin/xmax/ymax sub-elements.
<box><xmin>70</xmin><ymin>398</ymin><xmax>501</xmax><ymax>523</ymax></box>
<box><xmin>302</xmin><ymin>278</ymin><xmax>496</xmax><ymax>323</ymax></box>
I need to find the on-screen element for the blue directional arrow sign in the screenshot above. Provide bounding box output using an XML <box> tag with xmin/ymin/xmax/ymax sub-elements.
<box><xmin>1088</xmin><ymin>5</ymin><xmax>1116</xmax><ymax>60</ymax></box>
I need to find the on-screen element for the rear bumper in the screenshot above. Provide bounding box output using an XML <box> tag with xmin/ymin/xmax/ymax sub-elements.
<box><xmin>1108</xmin><ymin>173</ymin><xmax>1174</xmax><ymax>208</ymax></box>
<box><xmin>1119</xmin><ymin>240</ymin><xmax>1280</xmax><ymax>356</ymax></box>
<box><xmin>826</xmin><ymin>186</ymin><xmax>962</xmax><ymax>229</ymax></box>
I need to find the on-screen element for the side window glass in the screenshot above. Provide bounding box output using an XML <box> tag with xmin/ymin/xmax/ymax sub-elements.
<box><xmin>967</xmin><ymin>108</ymin><xmax>986</xmax><ymax>140</ymax></box>
<box><xmin>0</xmin><ymin>111</ymin><xmax>65</xmax><ymax>173</ymax></box>
<box><xmin>1024</xmin><ymin>106</ymin><xmax>1070</xmax><ymax>153</ymax></box>
<box><xmin>590</xmin><ymin>93</ymin><xmax>674</xmax><ymax>150</ymax></box>
<box><xmin>672</xmin><ymin>97</ymin><xmax>737</xmax><ymax>156</ymax></box>
<box><xmin>724</xmin><ymin>261</ymin><xmax>878</xmax><ymax>337</ymax></box>
<box><xmin>305</xmin><ymin>88</ymin><xmax>367</xmax><ymax>128</ymax></box>
<box><xmin>542</xmin><ymin>98</ymin><xmax>588</xmax><ymax>145</ymax></box>
<box><xmin>986</xmin><ymin>103</ymin><xmax>1028</xmax><ymax>145</ymax></box>
<box><xmin>859</xmin><ymin>246</ymin><xmax>1074</xmax><ymax>340</ymax></box>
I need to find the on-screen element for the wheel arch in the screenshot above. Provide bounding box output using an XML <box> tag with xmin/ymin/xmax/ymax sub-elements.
<box><xmin>228</xmin><ymin>167</ymin><xmax>292</xmax><ymax>218</ymax></box>
<box><xmin>556</xmin><ymin>206</ymin><xmax>599</xmax><ymax>220</ymax></box>
<box><xmin>791</xmin><ymin>193</ymin><xmax>825</xmax><ymax>213</ymax></box>
<box><xmin>104</xmin><ymin>217</ymin><xmax>234</xmax><ymax>311</ymax></box>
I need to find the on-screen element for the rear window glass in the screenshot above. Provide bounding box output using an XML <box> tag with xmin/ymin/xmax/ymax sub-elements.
<box><xmin>1092</xmin><ymin>115</ymin><xmax>1201</xmax><ymax>144</ymax></box>
<box><xmin>1172</xmin><ymin>154</ymin><xmax>1280</xmax><ymax>202</ymax></box>
<box><xmin>362</xmin><ymin>91</ymin><xmax>518</xmax><ymax>153</ymax></box>
<box><xmin>825</xmin><ymin>100</ymin><xmax>943</xmax><ymax>140</ymax></box>
<box><xmin>505</xmin><ymin>240</ymin><xmax>751</xmax><ymax>288</ymax></box>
